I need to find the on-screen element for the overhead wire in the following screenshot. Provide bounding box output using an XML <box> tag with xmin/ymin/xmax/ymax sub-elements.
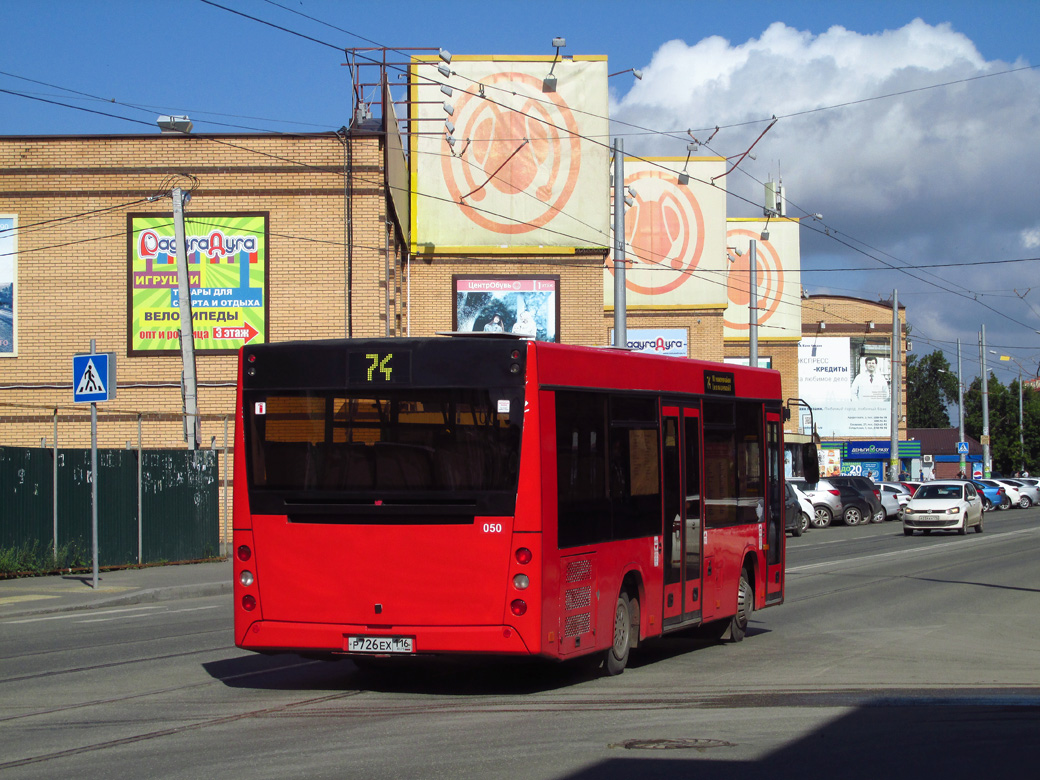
<box><xmin>6</xmin><ymin>1</ymin><xmax>1039</xmax><ymax>342</ymax></box>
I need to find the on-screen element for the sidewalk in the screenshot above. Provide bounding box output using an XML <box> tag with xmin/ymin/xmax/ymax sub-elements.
<box><xmin>0</xmin><ymin>558</ymin><xmax>232</xmax><ymax>620</ymax></box>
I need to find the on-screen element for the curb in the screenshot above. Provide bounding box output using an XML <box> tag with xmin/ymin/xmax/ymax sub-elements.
<box><xmin>1</xmin><ymin>581</ymin><xmax>232</xmax><ymax>620</ymax></box>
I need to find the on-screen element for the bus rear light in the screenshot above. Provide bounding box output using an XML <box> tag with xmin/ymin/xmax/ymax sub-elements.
<box><xmin>513</xmin><ymin>573</ymin><xmax>530</xmax><ymax>590</ymax></box>
<box><xmin>515</xmin><ymin>547</ymin><xmax>533</xmax><ymax>565</ymax></box>
<box><xmin>509</xmin><ymin>363</ymin><xmax>521</xmax><ymax>375</ymax></box>
<box><xmin>510</xmin><ymin>599</ymin><xmax>527</xmax><ymax>616</ymax></box>
<box><xmin>241</xmin><ymin>595</ymin><xmax>256</xmax><ymax>611</ymax></box>
<box><xmin>237</xmin><ymin>545</ymin><xmax>252</xmax><ymax>562</ymax></box>
<box><xmin>239</xmin><ymin>570</ymin><xmax>254</xmax><ymax>587</ymax></box>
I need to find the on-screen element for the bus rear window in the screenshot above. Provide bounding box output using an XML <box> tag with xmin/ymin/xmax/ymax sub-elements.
<box><xmin>246</xmin><ymin>389</ymin><xmax>522</xmax><ymax>493</ymax></box>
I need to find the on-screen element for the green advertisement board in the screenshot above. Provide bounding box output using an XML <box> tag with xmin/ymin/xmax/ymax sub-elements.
<box><xmin>127</xmin><ymin>213</ymin><xmax>268</xmax><ymax>354</ymax></box>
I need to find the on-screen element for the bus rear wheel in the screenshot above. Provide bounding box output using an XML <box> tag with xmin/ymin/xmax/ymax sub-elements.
<box><xmin>605</xmin><ymin>591</ymin><xmax>633</xmax><ymax>675</ymax></box>
<box><xmin>729</xmin><ymin>570</ymin><xmax>753</xmax><ymax>642</ymax></box>
<box><xmin>712</xmin><ymin>570</ymin><xmax>753</xmax><ymax>643</ymax></box>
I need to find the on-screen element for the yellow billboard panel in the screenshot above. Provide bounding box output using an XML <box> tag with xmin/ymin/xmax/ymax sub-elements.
<box><xmin>411</xmin><ymin>56</ymin><xmax>608</xmax><ymax>252</ymax></box>
<box><xmin>605</xmin><ymin>158</ymin><xmax>728</xmax><ymax>309</ymax></box>
<box><xmin>724</xmin><ymin>219</ymin><xmax>801</xmax><ymax>341</ymax></box>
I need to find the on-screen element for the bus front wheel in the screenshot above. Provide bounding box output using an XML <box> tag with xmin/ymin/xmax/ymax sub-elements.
<box><xmin>605</xmin><ymin>591</ymin><xmax>633</xmax><ymax>675</ymax></box>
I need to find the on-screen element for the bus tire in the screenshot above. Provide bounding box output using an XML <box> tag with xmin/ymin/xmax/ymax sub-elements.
<box><xmin>722</xmin><ymin>569</ymin><xmax>753</xmax><ymax>643</ymax></box>
<box><xmin>605</xmin><ymin>591</ymin><xmax>633</xmax><ymax>675</ymax></box>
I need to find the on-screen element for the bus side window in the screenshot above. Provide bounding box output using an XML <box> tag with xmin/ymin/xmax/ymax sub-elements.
<box><xmin>556</xmin><ymin>391</ymin><xmax>609</xmax><ymax>548</ymax></box>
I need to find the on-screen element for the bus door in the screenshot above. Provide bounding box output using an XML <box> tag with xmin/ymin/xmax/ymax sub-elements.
<box><xmin>662</xmin><ymin>405</ymin><xmax>702</xmax><ymax>627</ymax></box>
<box><xmin>765</xmin><ymin>413</ymin><xmax>784</xmax><ymax>603</ymax></box>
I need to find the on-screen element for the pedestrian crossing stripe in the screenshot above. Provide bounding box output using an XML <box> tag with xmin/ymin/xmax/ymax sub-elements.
<box><xmin>75</xmin><ymin>358</ymin><xmax>106</xmax><ymax>396</ymax></box>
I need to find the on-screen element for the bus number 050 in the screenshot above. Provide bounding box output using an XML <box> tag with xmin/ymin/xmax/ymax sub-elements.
<box><xmin>482</xmin><ymin>523</ymin><xmax>503</xmax><ymax>533</ymax></box>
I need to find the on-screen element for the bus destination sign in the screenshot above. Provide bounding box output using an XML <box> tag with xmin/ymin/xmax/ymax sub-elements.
<box><xmin>348</xmin><ymin>351</ymin><xmax>411</xmax><ymax>384</ymax></box>
<box><xmin>704</xmin><ymin>370</ymin><xmax>735</xmax><ymax>396</ymax></box>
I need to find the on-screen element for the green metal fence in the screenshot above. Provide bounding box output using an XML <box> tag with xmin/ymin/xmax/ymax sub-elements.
<box><xmin>0</xmin><ymin>446</ymin><xmax>218</xmax><ymax>566</ymax></box>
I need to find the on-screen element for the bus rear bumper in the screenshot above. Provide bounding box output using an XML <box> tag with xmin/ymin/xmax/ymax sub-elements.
<box><xmin>237</xmin><ymin>620</ymin><xmax>537</xmax><ymax>657</ymax></box>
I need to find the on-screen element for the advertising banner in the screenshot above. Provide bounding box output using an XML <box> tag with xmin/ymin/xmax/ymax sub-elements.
<box><xmin>798</xmin><ymin>336</ymin><xmax>893</xmax><ymax>438</ymax></box>
<box><xmin>454</xmin><ymin>275</ymin><xmax>558</xmax><ymax>342</ymax></box>
<box><xmin>608</xmin><ymin>327</ymin><xmax>688</xmax><ymax>356</ymax></box>
<box><xmin>724</xmin><ymin>219</ymin><xmax>801</xmax><ymax>340</ymax></box>
<box><xmin>128</xmin><ymin>213</ymin><xmax>268</xmax><ymax>354</ymax></box>
<box><xmin>412</xmin><ymin>56</ymin><xmax>608</xmax><ymax>251</ymax></box>
<box><xmin>819</xmin><ymin>447</ymin><xmax>843</xmax><ymax>477</ymax></box>
<box><xmin>0</xmin><ymin>215</ymin><xmax>15</xmax><ymax>356</ymax></box>
<box><xmin>605</xmin><ymin>157</ymin><xmax>728</xmax><ymax>309</ymax></box>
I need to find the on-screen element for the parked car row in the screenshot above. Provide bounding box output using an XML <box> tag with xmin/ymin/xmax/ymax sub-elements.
<box><xmin>787</xmin><ymin>476</ymin><xmax>885</xmax><ymax>527</ymax></box>
<box><xmin>785</xmin><ymin>474</ymin><xmax>1037</xmax><ymax>538</ymax></box>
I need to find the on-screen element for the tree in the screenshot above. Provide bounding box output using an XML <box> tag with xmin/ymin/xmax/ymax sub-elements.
<box><xmin>963</xmin><ymin>373</ymin><xmax>1040</xmax><ymax>475</ymax></box>
<box><xmin>906</xmin><ymin>351</ymin><xmax>960</xmax><ymax>429</ymax></box>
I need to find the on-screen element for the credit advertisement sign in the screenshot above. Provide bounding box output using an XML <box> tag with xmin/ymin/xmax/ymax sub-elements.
<box><xmin>127</xmin><ymin>213</ymin><xmax>268</xmax><ymax>354</ymax></box>
<box><xmin>798</xmin><ymin>336</ymin><xmax>893</xmax><ymax>438</ymax></box>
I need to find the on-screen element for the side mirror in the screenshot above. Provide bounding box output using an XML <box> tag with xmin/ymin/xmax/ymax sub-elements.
<box><xmin>802</xmin><ymin>443</ymin><xmax>820</xmax><ymax>484</ymax></box>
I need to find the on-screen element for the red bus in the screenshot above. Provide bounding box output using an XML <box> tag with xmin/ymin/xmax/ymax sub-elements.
<box><xmin>233</xmin><ymin>336</ymin><xmax>816</xmax><ymax>674</ymax></box>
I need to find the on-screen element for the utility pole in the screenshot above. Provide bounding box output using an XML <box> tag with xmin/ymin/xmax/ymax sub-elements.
<box><xmin>612</xmin><ymin>138</ymin><xmax>627</xmax><ymax>349</ymax></box>
<box><xmin>1019</xmin><ymin>369</ymin><xmax>1025</xmax><ymax>473</ymax></box>
<box><xmin>173</xmin><ymin>187</ymin><xmax>199</xmax><ymax>450</ymax></box>
<box><xmin>889</xmin><ymin>289</ymin><xmax>900</xmax><ymax>480</ymax></box>
<box><xmin>957</xmin><ymin>339</ymin><xmax>965</xmax><ymax>476</ymax></box>
<box><xmin>980</xmin><ymin>325</ymin><xmax>990</xmax><ymax>478</ymax></box>
<box><xmin>749</xmin><ymin>239</ymin><xmax>758</xmax><ymax>367</ymax></box>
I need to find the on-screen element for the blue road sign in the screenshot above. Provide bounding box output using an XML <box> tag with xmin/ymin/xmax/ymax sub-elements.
<box><xmin>956</xmin><ymin>441</ymin><xmax>969</xmax><ymax>455</ymax></box>
<box><xmin>73</xmin><ymin>352</ymin><xmax>116</xmax><ymax>403</ymax></box>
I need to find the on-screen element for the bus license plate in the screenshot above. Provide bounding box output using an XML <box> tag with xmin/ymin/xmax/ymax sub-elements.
<box><xmin>347</xmin><ymin>636</ymin><xmax>414</xmax><ymax>654</ymax></box>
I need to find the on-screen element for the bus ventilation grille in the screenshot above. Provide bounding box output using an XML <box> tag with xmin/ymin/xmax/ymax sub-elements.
<box><xmin>565</xmin><ymin>586</ymin><xmax>592</xmax><ymax>611</ymax></box>
<box><xmin>565</xmin><ymin>559</ymin><xmax>591</xmax><ymax>584</ymax></box>
<box><xmin>565</xmin><ymin>612</ymin><xmax>591</xmax><ymax>637</ymax></box>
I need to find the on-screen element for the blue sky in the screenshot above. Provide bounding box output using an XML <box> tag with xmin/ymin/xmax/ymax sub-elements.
<box><xmin>2</xmin><ymin>0</ymin><xmax>1039</xmax><ymax>382</ymax></box>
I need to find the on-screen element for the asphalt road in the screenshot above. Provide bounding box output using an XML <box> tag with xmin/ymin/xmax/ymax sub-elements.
<box><xmin>2</xmin><ymin>509</ymin><xmax>1039</xmax><ymax>779</ymax></box>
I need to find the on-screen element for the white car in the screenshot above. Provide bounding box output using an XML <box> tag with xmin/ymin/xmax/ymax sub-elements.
<box><xmin>878</xmin><ymin>482</ymin><xmax>911</xmax><ymax>520</ymax></box>
<box><xmin>788</xmin><ymin>478</ymin><xmax>843</xmax><ymax>528</ymax></box>
<box><xmin>903</xmin><ymin>480</ymin><xmax>984</xmax><ymax>536</ymax></box>
<box><xmin>998</xmin><ymin>479</ymin><xmax>1040</xmax><ymax>508</ymax></box>
<box><xmin>791</xmin><ymin>484</ymin><xmax>814</xmax><ymax>533</ymax></box>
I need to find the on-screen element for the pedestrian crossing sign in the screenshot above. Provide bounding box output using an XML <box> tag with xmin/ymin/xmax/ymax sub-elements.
<box><xmin>73</xmin><ymin>352</ymin><xmax>116</xmax><ymax>403</ymax></box>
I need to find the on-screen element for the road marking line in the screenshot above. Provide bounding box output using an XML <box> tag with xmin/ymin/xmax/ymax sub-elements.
<box><xmin>75</xmin><ymin>604</ymin><xmax>221</xmax><ymax>623</ymax></box>
<box><xmin>5</xmin><ymin>605</ymin><xmax>162</xmax><ymax>625</ymax></box>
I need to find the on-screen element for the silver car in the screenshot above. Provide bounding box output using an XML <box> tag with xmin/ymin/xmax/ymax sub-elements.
<box><xmin>788</xmin><ymin>478</ymin><xmax>843</xmax><ymax>528</ymax></box>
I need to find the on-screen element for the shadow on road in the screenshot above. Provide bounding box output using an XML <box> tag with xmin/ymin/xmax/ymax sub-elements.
<box><xmin>560</xmin><ymin>697</ymin><xmax>1040</xmax><ymax>779</ymax></box>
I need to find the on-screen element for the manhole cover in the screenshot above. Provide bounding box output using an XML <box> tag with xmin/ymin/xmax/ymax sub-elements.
<box><xmin>611</xmin><ymin>738</ymin><xmax>736</xmax><ymax>751</ymax></box>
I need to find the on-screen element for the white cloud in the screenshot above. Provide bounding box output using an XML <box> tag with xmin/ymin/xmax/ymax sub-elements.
<box><xmin>1021</xmin><ymin>228</ymin><xmax>1040</xmax><ymax>249</ymax></box>
<box><xmin>612</xmin><ymin>19</ymin><xmax>1040</xmax><ymax>350</ymax></box>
